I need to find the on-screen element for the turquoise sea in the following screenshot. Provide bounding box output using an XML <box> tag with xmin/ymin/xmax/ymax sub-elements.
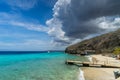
<box><xmin>0</xmin><ymin>52</ymin><xmax>87</xmax><ymax>80</ymax></box>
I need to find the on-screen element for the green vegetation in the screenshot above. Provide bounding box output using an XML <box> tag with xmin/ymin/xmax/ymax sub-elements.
<box><xmin>113</xmin><ymin>47</ymin><xmax>120</xmax><ymax>55</ymax></box>
<box><xmin>113</xmin><ymin>47</ymin><xmax>120</xmax><ymax>58</ymax></box>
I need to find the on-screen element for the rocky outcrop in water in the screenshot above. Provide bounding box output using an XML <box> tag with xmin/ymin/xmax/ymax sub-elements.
<box><xmin>65</xmin><ymin>29</ymin><xmax>120</xmax><ymax>54</ymax></box>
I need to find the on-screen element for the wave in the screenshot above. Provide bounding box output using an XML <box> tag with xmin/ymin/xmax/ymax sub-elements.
<box><xmin>79</xmin><ymin>68</ymin><xmax>85</xmax><ymax>80</ymax></box>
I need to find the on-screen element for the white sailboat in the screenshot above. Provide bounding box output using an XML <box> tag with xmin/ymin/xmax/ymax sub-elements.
<box><xmin>48</xmin><ymin>51</ymin><xmax>50</xmax><ymax>53</ymax></box>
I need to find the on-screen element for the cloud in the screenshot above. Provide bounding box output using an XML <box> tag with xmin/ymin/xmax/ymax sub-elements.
<box><xmin>0</xmin><ymin>39</ymin><xmax>55</xmax><ymax>51</ymax></box>
<box><xmin>0</xmin><ymin>12</ymin><xmax>49</xmax><ymax>32</ymax></box>
<box><xmin>47</xmin><ymin>0</ymin><xmax>120</xmax><ymax>45</ymax></box>
<box><xmin>4</xmin><ymin>0</ymin><xmax>38</xmax><ymax>10</ymax></box>
<box><xmin>2</xmin><ymin>0</ymin><xmax>120</xmax><ymax>49</ymax></box>
<box><xmin>46</xmin><ymin>18</ymin><xmax>72</xmax><ymax>46</ymax></box>
<box><xmin>97</xmin><ymin>17</ymin><xmax>120</xmax><ymax>31</ymax></box>
<box><xmin>0</xmin><ymin>12</ymin><xmax>66</xmax><ymax>50</ymax></box>
<box><xmin>10</xmin><ymin>21</ymin><xmax>49</xmax><ymax>32</ymax></box>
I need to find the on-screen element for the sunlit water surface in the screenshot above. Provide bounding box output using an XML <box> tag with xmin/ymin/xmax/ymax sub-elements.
<box><xmin>0</xmin><ymin>52</ymin><xmax>87</xmax><ymax>80</ymax></box>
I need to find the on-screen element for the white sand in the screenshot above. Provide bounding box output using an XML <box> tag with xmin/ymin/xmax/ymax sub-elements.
<box><xmin>82</xmin><ymin>54</ymin><xmax>120</xmax><ymax>80</ymax></box>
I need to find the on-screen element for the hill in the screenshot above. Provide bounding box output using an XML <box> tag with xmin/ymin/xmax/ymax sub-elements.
<box><xmin>65</xmin><ymin>29</ymin><xmax>120</xmax><ymax>54</ymax></box>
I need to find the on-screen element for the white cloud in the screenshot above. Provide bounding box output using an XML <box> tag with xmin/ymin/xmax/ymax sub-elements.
<box><xmin>97</xmin><ymin>17</ymin><xmax>120</xmax><ymax>31</ymax></box>
<box><xmin>46</xmin><ymin>17</ymin><xmax>70</xmax><ymax>46</ymax></box>
<box><xmin>10</xmin><ymin>21</ymin><xmax>49</xmax><ymax>32</ymax></box>
<box><xmin>0</xmin><ymin>39</ymin><xmax>55</xmax><ymax>51</ymax></box>
<box><xmin>4</xmin><ymin>0</ymin><xmax>38</xmax><ymax>10</ymax></box>
<box><xmin>46</xmin><ymin>0</ymin><xmax>72</xmax><ymax>45</ymax></box>
<box><xmin>0</xmin><ymin>12</ymin><xmax>49</xmax><ymax>32</ymax></box>
<box><xmin>0</xmin><ymin>12</ymin><xmax>67</xmax><ymax>50</ymax></box>
<box><xmin>46</xmin><ymin>18</ymin><xmax>65</xmax><ymax>39</ymax></box>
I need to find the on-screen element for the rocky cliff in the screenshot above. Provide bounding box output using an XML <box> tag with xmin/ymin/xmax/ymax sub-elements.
<box><xmin>65</xmin><ymin>29</ymin><xmax>120</xmax><ymax>54</ymax></box>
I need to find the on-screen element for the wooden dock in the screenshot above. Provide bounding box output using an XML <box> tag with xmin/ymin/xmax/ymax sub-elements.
<box><xmin>65</xmin><ymin>60</ymin><xmax>120</xmax><ymax>68</ymax></box>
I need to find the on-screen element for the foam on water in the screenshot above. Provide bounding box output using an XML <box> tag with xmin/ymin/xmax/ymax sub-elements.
<box><xmin>79</xmin><ymin>68</ymin><xmax>85</xmax><ymax>80</ymax></box>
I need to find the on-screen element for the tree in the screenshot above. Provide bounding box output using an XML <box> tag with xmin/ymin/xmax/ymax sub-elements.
<box><xmin>113</xmin><ymin>47</ymin><xmax>120</xmax><ymax>59</ymax></box>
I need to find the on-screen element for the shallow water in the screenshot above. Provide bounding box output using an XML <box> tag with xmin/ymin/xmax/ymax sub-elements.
<box><xmin>0</xmin><ymin>52</ymin><xmax>87</xmax><ymax>80</ymax></box>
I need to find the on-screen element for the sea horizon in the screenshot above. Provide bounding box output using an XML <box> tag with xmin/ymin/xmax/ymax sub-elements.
<box><xmin>0</xmin><ymin>50</ymin><xmax>65</xmax><ymax>55</ymax></box>
<box><xmin>0</xmin><ymin>51</ymin><xmax>87</xmax><ymax>80</ymax></box>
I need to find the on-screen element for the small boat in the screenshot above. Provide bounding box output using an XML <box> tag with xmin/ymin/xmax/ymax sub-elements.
<box><xmin>48</xmin><ymin>51</ymin><xmax>50</xmax><ymax>53</ymax></box>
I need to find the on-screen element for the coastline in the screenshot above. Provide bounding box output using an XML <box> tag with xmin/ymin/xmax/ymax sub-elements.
<box><xmin>79</xmin><ymin>68</ymin><xmax>85</xmax><ymax>80</ymax></box>
<box><xmin>80</xmin><ymin>54</ymin><xmax>120</xmax><ymax>80</ymax></box>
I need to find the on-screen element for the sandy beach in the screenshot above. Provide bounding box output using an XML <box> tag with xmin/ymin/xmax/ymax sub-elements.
<box><xmin>82</xmin><ymin>54</ymin><xmax>120</xmax><ymax>80</ymax></box>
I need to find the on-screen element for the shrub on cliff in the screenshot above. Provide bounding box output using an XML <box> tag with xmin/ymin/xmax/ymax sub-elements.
<box><xmin>113</xmin><ymin>47</ymin><xmax>120</xmax><ymax>59</ymax></box>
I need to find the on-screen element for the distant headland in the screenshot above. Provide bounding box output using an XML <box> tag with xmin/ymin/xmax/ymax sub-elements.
<box><xmin>65</xmin><ymin>29</ymin><xmax>120</xmax><ymax>54</ymax></box>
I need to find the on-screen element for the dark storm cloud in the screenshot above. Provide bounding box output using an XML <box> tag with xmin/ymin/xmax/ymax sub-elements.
<box><xmin>54</xmin><ymin>39</ymin><xmax>71</xmax><ymax>45</ymax></box>
<box><xmin>54</xmin><ymin>0</ymin><xmax>120</xmax><ymax>39</ymax></box>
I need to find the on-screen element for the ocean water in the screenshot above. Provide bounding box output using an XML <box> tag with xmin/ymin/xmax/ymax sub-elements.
<box><xmin>0</xmin><ymin>52</ymin><xmax>87</xmax><ymax>80</ymax></box>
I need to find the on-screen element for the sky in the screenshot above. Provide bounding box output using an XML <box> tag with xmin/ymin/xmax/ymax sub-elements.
<box><xmin>0</xmin><ymin>0</ymin><xmax>120</xmax><ymax>51</ymax></box>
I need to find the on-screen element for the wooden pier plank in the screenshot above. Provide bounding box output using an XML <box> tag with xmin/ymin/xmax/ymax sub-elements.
<box><xmin>65</xmin><ymin>60</ymin><xmax>120</xmax><ymax>68</ymax></box>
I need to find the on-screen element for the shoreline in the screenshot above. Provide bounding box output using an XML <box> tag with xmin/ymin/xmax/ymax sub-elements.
<box><xmin>80</xmin><ymin>54</ymin><xmax>120</xmax><ymax>80</ymax></box>
<box><xmin>79</xmin><ymin>68</ymin><xmax>85</xmax><ymax>80</ymax></box>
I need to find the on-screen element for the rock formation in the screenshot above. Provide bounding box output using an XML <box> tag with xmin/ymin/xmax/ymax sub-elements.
<box><xmin>65</xmin><ymin>29</ymin><xmax>120</xmax><ymax>54</ymax></box>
